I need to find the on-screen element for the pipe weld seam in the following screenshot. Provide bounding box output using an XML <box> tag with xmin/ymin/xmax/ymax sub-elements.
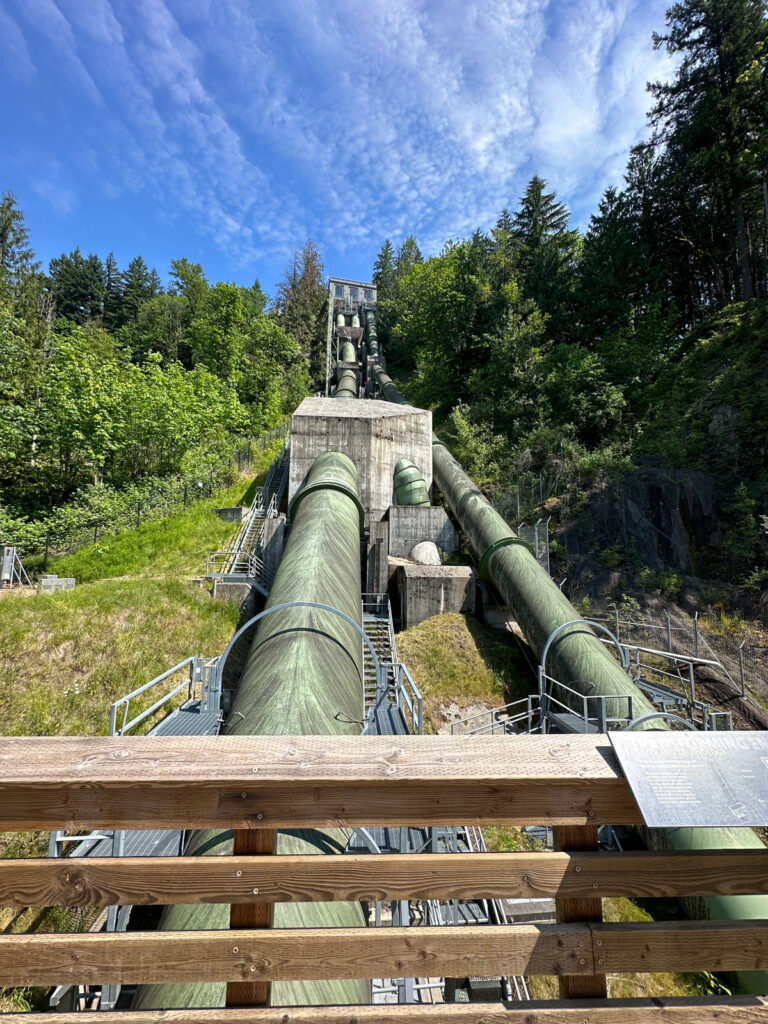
<box><xmin>478</xmin><ymin>536</ymin><xmax>535</xmax><ymax>581</ymax></box>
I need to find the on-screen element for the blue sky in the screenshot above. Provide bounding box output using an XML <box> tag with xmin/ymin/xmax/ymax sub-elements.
<box><xmin>1</xmin><ymin>0</ymin><xmax>673</xmax><ymax>297</ymax></box>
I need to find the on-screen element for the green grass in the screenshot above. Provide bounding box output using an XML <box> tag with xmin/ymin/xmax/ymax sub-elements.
<box><xmin>395</xmin><ymin>612</ymin><xmax>534</xmax><ymax>731</ymax></box>
<box><xmin>48</xmin><ymin>441</ymin><xmax>281</xmax><ymax>582</ymax></box>
<box><xmin>0</xmin><ymin>578</ymin><xmax>240</xmax><ymax>738</ymax></box>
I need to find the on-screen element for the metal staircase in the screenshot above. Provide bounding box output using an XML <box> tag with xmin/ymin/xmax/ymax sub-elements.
<box><xmin>264</xmin><ymin>435</ymin><xmax>290</xmax><ymax>508</ymax></box>
<box><xmin>362</xmin><ymin>593</ymin><xmax>397</xmax><ymax>718</ymax></box>
<box><xmin>205</xmin><ymin>436</ymin><xmax>289</xmax><ymax>593</ymax></box>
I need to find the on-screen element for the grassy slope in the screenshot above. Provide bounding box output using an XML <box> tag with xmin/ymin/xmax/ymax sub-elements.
<box><xmin>395</xmin><ymin>612</ymin><xmax>533</xmax><ymax>732</ymax></box>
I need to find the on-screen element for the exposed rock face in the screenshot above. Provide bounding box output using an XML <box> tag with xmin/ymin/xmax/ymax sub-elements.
<box><xmin>563</xmin><ymin>461</ymin><xmax>722</xmax><ymax>595</ymax></box>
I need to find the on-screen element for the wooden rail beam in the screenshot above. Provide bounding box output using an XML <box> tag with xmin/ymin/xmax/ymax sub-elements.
<box><xmin>1</xmin><ymin>920</ymin><xmax>768</xmax><ymax>987</ymax></box>
<box><xmin>0</xmin><ymin>734</ymin><xmax>642</xmax><ymax>829</ymax></box>
<box><xmin>2</xmin><ymin>998</ymin><xmax>768</xmax><ymax>1022</ymax></box>
<box><xmin>3</xmin><ymin>849</ymin><xmax>767</xmax><ymax>908</ymax></box>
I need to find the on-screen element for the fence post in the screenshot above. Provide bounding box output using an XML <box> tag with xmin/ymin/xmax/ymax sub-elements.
<box><xmin>43</xmin><ymin>531</ymin><xmax>50</xmax><ymax>571</ymax></box>
<box><xmin>665</xmin><ymin>611</ymin><xmax>673</xmax><ymax>654</ymax></box>
<box><xmin>136</xmin><ymin>505</ymin><xmax>141</xmax><ymax>530</ymax></box>
<box><xmin>183</xmin><ymin>481</ymin><xmax>188</xmax><ymax>506</ymax></box>
<box><xmin>693</xmin><ymin>611</ymin><xmax>699</xmax><ymax>657</ymax></box>
<box><xmin>614</xmin><ymin>608</ymin><xmax>620</xmax><ymax>644</ymax></box>
<box><xmin>739</xmin><ymin>640</ymin><xmax>746</xmax><ymax>697</ymax></box>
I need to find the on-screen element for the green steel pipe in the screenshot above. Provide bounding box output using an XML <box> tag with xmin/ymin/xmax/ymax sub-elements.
<box><xmin>365</xmin><ymin>310</ymin><xmax>379</xmax><ymax>360</ymax></box>
<box><xmin>431</xmin><ymin>438</ymin><xmax>653</xmax><ymax>721</ymax></box>
<box><xmin>133</xmin><ymin>452</ymin><xmax>368</xmax><ymax>1010</ymax></box>
<box><xmin>335</xmin><ymin>341</ymin><xmax>358</xmax><ymax>400</ymax></box>
<box><xmin>373</xmin><ymin>363</ymin><xmax>408</xmax><ymax>405</ymax></box>
<box><xmin>393</xmin><ymin>457</ymin><xmax>430</xmax><ymax>507</ymax></box>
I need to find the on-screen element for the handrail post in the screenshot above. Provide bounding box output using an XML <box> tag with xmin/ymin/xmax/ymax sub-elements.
<box><xmin>553</xmin><ymin>824</ymin><xmax>606</xmax><ymax>999</ymax></box>
<box><xmin>598</xmin><ymin>696</ymin><xmax>607</xmax><ymax>734</ymax></box>
<box><xmin>226</xmin><ymin>826</ymin><xmax>277</xmax><ymax>1008</ymax></box>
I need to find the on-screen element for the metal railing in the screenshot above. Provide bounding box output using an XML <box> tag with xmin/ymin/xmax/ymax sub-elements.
<box><xmin>539</xmin><ymin>675</ymin><xmax>636</xmax><ymax>733</ymax></box>
<box><xmin>393</xmin><ymin>662</ymin><xmax>423</xmax><ymax>735</ymax></box>
<box><xmin>107</xmin><ymin>655</ymin><xmax>219</xmax><ymax>736</ymax></box>
<box><xmin>450</xmin><ymin>696</ymin><xmax>542</xmax><ymax>737</ymax></box>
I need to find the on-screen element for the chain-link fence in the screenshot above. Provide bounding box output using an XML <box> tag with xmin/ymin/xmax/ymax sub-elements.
<box><xmin>517</xmin><ymin>518</ymin><xmax>550</xmax><ymax>575</ymax></box>
<box><xmin>591</xmin><ymin>604</ymin><xmax>768</xmax><ymax>710</ymax></box>
<box><xmin>496</xmin><ymin>467</ymin><xmax>563</xmax><ymax>523</ymax></box>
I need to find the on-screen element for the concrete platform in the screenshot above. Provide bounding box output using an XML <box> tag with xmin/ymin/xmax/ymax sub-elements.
<box><xmin>289</xmin><ymin>398</ymin><xmax>432</xmax><ymax>513</ymax></box>
<box><xmin>397</xmin><ymin>563</ymin><xmax>475</xmax><ymax>628</ymax></box>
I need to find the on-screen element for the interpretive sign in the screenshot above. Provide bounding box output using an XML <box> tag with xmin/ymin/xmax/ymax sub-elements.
<box><xmin>609</xmin><ymin>730</ymin><xmax>768</xmax><ymax>827</ymax></box>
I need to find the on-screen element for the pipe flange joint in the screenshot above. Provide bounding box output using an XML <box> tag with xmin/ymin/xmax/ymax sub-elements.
<box><xmin>478</xmin><ymin>536</ymin><xmax>535</xmax><ymax>581</ymax></box>
<box><xmin>289</xmin><ymin>479</ymin><xmax>366</xmax><ymax>537</ymax></box>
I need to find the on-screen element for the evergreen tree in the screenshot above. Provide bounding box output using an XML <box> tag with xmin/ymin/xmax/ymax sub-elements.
<box><xmin>513</xmin><ymin>175</ymin><xmax>570</xmax><ymax>247</ymax></box>
<box><xmin>372</xmin><ymin>239</ymin><xmax>396</xmax><ymax>300</ymax></box>
<box><xmin>121</xmin><ymin>256</ymin><xmax>154</xmax><ymax>322</ymax></box>
<box><xmin>47</xmin><ymin>249</ymin><xmax>106</xmax><ymax>324</ymax></box>
<box><xmin>103</xmin><ymin>253</ymin><xmax>123</xmax><ymax>331</ymax></box>
<box><xmin>512</xmin><ymin>176</ymin><xmax>580</xmax><ymax>338</ymax></box>
<box><xmin>0</xmin><ymin>192</ymin><xmax>42</xmax><ymax>312</ymax></box>
<box><xmin>274</xmin><ymin>239</ymin><xmax>326</xmax><ymax>388</ymax></box>
<box><xmin>649</xmin><ymin>0</ymin><xmax>768</xmax><ymax>300</ymax></box>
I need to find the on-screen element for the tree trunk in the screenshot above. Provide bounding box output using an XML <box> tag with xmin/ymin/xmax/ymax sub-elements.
<box><xmin>733</xmin><ymin>189</ymin><xmax>754</xmax><ymax>300</ymax></box>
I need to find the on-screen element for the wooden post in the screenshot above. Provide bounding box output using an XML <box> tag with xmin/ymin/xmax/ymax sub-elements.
<box><xmin>226</xmin><ymin>828</ymin><xmax>277</xmax><ymax>1007</ymax></box>
<box><xmin>553</xmin><ymin>824</ymin><xmax>606</xmax><ymax>998</ymax></box>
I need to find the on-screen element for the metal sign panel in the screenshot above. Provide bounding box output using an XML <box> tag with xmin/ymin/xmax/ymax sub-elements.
<box><xmin>609</xmin><ymin>731</ymin><xmax>768</xmax><ymax>827</ymax></box>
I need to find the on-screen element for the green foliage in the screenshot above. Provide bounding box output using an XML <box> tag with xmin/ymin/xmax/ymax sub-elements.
<box><xmin>440</xmin><ymin>404</ymin><xmax>504</xmax><ymax>489</ymax></box>
<box><xmin>722</xmin><ymin>481</ymin><xmax>761</xmax><ymax>570</ymax></box>
<box><xmin>0</xmin><ymin>197</ymin><xmax>311</xmax><ymax>540</ymax></box>
<box><xmin>273</xmin><ymin>239</ymin><xmax>326</xmax><ymax>388</ymax></box>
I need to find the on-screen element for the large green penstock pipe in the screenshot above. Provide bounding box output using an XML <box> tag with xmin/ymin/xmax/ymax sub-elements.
<box><xmin>365</xmin><ymin>309</ymin><xmax>379</xmax><ymax>360</ymax></box>
<box><xmin>336</xmin><ymin>340</ymin><xmax>358</xmax><ymax>400</ymax></box>
<box><xmin>133</xmin><ymin>452</ymin><xmax>369</xmax><ymax>1009</ymax></box>
<box><xmin>372</xmin><ymin>353</ymin><xmax>768</xmax><ymax>994</ymax></box>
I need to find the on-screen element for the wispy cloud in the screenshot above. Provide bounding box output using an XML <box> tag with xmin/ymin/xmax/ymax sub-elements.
<box><xmin>0</xmin><ymin>0</ymin><xmax>674</xmax><ymax>276</ymax></box>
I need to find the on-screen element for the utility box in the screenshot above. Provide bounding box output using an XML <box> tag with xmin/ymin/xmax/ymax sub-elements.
<box><xmin>0</xmin><ymin>546</ymin><xmax>15</xmax><ymax>585</ymax></box>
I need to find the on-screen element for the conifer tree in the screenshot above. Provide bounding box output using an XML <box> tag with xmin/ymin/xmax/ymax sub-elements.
<box><xmin>649</xmin><ymin>0</ymin><xmax>768</xmax><ymax>300</ymax></box>
<box><xmin>0</xmin><ymin>191</ymin><xmax>41</xmax><ymax>312</ymax></box>
<box><xmin>372</xmin><ymin>239</ymin><xmax>396</xmax><ymax>300</ymax></box>
<box><xmin>47</xmin><ymin>249</ymin><xmax>106</xmax><ymax>323</ymax></box>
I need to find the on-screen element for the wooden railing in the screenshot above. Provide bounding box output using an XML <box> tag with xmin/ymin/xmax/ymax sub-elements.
<box><xmin>0</xmin><ymin>734</ymin><xmax>767</xmax><ymax>1021</ymax></box>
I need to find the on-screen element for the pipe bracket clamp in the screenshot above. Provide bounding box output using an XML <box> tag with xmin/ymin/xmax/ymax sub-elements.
<box><xmin>478</xmin><ymin>536</ymin><xmax>535</xmax><ymax>581</ymax></box>
<box><xmin>289</xmin><ymin>480</ymin><xmax>366</xmax><ymax>537</ymax></box>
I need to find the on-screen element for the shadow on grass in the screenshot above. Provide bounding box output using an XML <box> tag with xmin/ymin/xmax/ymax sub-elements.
<box><xmin>462</xmin><ymin>615</ymin><xmax>536</xmax><ymax>704</ymax></box>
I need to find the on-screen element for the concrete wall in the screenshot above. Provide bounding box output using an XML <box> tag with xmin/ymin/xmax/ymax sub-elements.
<box><xmin>289</xmin><ymin>398</ymin><xmax>432</xmax><ymax>513</ymax></box>
<box><xmin>215</xmin><ymin>507</ymin><xmax>248</xmax><ymax>523</ymax></box>
<box><xmin>260</xmin><ymin>515</ymin><xmax>286</xmax><ymax>584</ymax></box>
<box><xmin>366</xmin><ymin>520</ymin><xmax>389</xmax><ymax>594</ymax></box>
<box><xmin>388</xmin><ymin>506</ymin><xmax>458</xmax><ymax>558</ymax></box>
<box><xmin>397</xmin><ymin>564</ymin><xmax>475</xmax><ymax>629</ymax></box>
